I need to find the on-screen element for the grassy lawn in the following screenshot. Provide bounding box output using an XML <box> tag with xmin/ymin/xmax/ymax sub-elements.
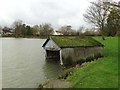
<box><xmin>67</xmin><ymin>37</ymin><xmax>118</xmax><ymax>88</ymax></box>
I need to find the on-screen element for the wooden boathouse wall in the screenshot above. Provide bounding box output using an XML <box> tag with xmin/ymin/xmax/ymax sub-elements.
<box><xmin>61</xmin><ymin>47</ymin><xmax>103</xmax><ymax>65</ymax></box>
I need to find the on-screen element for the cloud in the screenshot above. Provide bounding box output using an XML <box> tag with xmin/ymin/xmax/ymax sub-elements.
<box><xmin>0</xmin><ymin>0</ymin><xmax>94</xmax><ymax>29</ymax></box>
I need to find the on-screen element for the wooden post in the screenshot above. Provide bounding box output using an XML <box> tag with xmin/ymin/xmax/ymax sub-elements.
<box><xmin>60</xmin><ymin>50</ymin><xmax>63</xmax><ymax>65</ymax></box>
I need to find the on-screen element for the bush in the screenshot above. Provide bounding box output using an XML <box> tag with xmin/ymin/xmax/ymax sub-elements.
<box><xmin>116</xmin><ymin>31</ymin><xmax>120</xmax><ymax>37</ymax></box>
<box><xmin>77</xmin><ymin>59</ymin><xmax>86</xmax><ymax>65</ymax></box>
<box><xmin>94</xmin><ymin>52</ymin><xmax>103</xmax><ymax>60</ymax></box>
<box><xmin>38</xmin><ymin>84</ymin><xmax>43</xmax><ymax>88</ymax></box>
<box><xmin>86</xmin><ymin>56</ymin><xmax>94</xmax><ymax>62</ymax></box>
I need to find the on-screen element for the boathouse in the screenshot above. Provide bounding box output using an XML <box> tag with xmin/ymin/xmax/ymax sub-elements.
<box><xmin>42</xmin><ymin>36</ymin><xmax>104</xmax><ymax>66</ymax></box>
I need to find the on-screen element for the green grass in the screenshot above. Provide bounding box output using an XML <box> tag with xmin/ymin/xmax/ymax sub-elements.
<box><xmin>51</xmin><ymin>36</ymin><xmax>103</xmax><ymax>48</ymax></box>
<box><xmin>67</xmin><ymin>37</ymin><xmax>118</xmax><ymax>88</ymax></box>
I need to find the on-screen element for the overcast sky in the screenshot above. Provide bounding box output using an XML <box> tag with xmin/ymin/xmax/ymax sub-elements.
<box><xmin>0</xmin><ymin>0</ymin><xmax>101</xmax><ymax>29</ymax></box>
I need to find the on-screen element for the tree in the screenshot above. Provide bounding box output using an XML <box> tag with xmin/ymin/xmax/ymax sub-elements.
<box><xmin>77</xmin><ymin>26</ymin><xmax>85</xmax><ymax>35</ymax></box>
<box><xmin>26</xmin><ymin>25</ymin><xmax>33</xmax><ymax>36</ymax></box>
<box><xmin>84</xmin><ymin>0</ymin><xmax>110</xmax><ymax>35</ymax></box>
<box><xmin>59</xmin><ymin>25</ymin><xmax>74</xmax><ymax>35</ymax></box>
<box><xmin>107</xmin><ymin>9</ymin><xmax>120</xmax><ymax>36</ymax></box>
<box><xmin>106</xmin><ymin>1</ymin><xmax>120</xmax><ymax>36</ymax></box>
<box><xmin>21</xmin><ymin>24</ymin><xmax>26</xmax><ymax>37</ymax></box>
<box><xmin>40</xmin><ymin>23</ymin><xmax>53</xmax><ymax>37</ymax></box>
<box><xmin>12</xmin><ymin>20</ymin><xmax>34</xmax><ymax>37</ymax></box>
<box><xmin>32</xmin><ymin>25</ymin><xmax>40</xmax><ymax>36</ymax></box>
<box><xmin>13</xmin><ymin>20</ymin><xmax>23</xmax><ymax>37</ymax></box>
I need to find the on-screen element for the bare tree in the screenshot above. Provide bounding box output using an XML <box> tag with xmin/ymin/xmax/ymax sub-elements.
<box><xmin>59</xmin><ymin>25</ymin><xmax>74</xmax><ymax>35</ymax></box>
<box><xmin>84</xmin><ymin>0</ymin><xmax>111</xmax><ymax>35</ymax></box>
<box><xmin>77</xmin><ymin>26</ymin><xmax>85</xmax><ymax>35</ymax></box>
<box><xmin>13</xmin><ymin>20</ymin><xmax>23</xmax><ymax>37</ymax></box>
<box><xmin>32</xmin><ymin>25</ymin><xmax>40</xmax><ymax>36</ymax></box>
<box><xmin>40</xmin><ymin>23</ymin><xmax>53</xmax><ymax>37</ymax></box>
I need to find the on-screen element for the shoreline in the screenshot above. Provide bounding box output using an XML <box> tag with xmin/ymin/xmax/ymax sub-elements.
<box><xmin>38</xmin><ymin>65</ymin><xmax>81</xmax><ymax>88</ymax></box>
<box><xmin>38</xmin><ymin>57</ymin><xmax>104</xmax><ymax>88</ymax></box>
<box><xmin>1</xmin><ymin>36</ymin><xmax>46</xmax><ymax>39</ymax></box>
<box><xmin>1</xmin><ymin>35</ymin><xmax>47</xmax><ymax>39</ymax></box>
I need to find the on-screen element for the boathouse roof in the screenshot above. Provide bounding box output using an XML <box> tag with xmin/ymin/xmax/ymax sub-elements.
<box><xmin>42</xmin><ymin>36</ymin><xmax>104</xmax><ymax>48</ymax></box>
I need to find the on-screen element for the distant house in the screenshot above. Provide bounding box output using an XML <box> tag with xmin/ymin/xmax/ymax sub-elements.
<box><xmin>52</xmin><ymin>30</ymin><xmax>63</xmax><ymax>35</ymax></box>
<box><xmin>2</xmin><ymin>27</ymin><xmax>13</xmax><ymax>35</ymax></box>
<box><xmin>42</xmin><ymin>36</ymin><xmax>104</xmax><ymax>66</ymax></box>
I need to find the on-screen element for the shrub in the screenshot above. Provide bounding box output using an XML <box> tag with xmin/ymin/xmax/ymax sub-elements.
<box><xmin>86</xmin><ymin>56</ymin><xmax>94</xmax><ymax>62</ymax></box>
<box><xmin>94</xmin><ymin>52</ymin><xmax>103</xmax><ymax>60</ymax></box>
<box><xmin>77</xmin><ymin>59</ymin><xmax>86</xmax><ymax>65</ymax></box>
<box><xmin>38</xmin><ymin>84</ymin><xmax>43</xmax><ymax>88</ymax></box>
<box><xmin>116</xmin><ymin>31</ymin><xmax>120</xmax><ymax>36</ymax></box>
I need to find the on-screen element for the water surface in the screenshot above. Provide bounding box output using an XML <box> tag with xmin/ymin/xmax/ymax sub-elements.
<box><xmin>2</xmin><ymin>38</ymin><xmax>63</xmax><ymax>88</ymax></box>
<box><xmin>0</xmin><ymin>38</ymin><xmax>2</xmax><ymax>89</ymax></box>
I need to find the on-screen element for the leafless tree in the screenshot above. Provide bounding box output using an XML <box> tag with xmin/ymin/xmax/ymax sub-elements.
<box><xmin>59</xmin><ymin>25</ymin><xmax>74</xmax><ymax>35</ymax></box>
<box><xmin>84</xmin><ymin>0</ymin><xmax>111</xmax><ymax>34</ymax></box>
<box><xmin>77</xmin><ymin>26</ymin><xmax>85</xmax><ymax>35</ymax></box>
<box><xmin>40</xmin><ymin>23</ymin><xmax>53</xmax><ymax>37</ymax></box>
<box><xmin>32</xmin><ymin>25</ymin><xmax>40</xmax><ymax>36</ymax></box>
<box><xmin>12</xmin><ymin>20</ymin><xmax>23</xmax><ymax>37</ymax></box>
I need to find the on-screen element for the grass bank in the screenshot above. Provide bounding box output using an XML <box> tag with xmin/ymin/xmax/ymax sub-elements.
<box><xmin>67</xmin><ymin>37</ymin><xmax>118</xmax><ymax>88</ymax></box>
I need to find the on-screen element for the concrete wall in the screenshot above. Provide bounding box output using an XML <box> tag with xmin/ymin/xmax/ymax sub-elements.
<box><xmin>61</xmin><ymin>47</ymin><xmax>103</xmax><ymax>63</ymax></box>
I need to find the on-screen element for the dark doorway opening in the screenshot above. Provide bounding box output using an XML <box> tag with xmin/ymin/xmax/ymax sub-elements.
<box><xmin>46</xmin><ymin>50</ymin><xmax>60</xmax><ymax>62</ymax></box>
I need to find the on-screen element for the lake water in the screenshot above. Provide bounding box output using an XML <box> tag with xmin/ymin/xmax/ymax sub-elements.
<box><xmin>0</xmin><ymin>38</ymin><xmax>2</xmax><ymax>89</ymax></box>
<box><xmin>1</xmin><ymin>38</ymin><xmax>64</xmax><ymax>88</ymax></box>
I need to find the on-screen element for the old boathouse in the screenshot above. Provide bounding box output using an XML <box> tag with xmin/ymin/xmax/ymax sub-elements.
<box><xmin>42</xmin><ymin>36</ymin><xmax>104</xmax><ymax>66</ymax></box>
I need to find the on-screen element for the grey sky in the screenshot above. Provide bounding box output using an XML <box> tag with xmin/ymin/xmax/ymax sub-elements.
<box><xmin>0</xmin><ymin>0</ymin><xmax>98</xmax><ymax>29</ymax></box>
